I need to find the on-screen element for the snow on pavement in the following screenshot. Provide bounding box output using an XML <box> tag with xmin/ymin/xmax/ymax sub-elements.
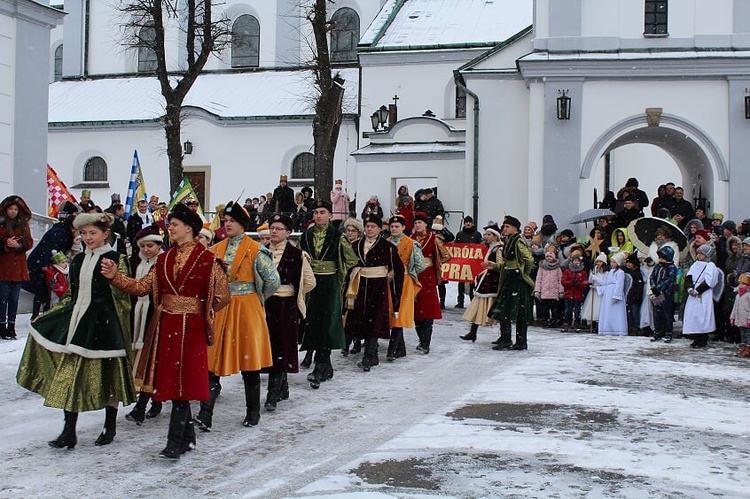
<box><xmin>2</xmin><ymin>304</ymin><xmax>749</xmax><ymax>498</ymax></box>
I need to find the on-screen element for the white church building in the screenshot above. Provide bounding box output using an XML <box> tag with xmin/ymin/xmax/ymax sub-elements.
<box><xmin>43</xmin><ymin>0</ymin><xmax>750</xmax><ymax>229</ymax></box>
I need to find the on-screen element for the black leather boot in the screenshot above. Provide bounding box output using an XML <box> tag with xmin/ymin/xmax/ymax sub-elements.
<box><xmin>300</xmin><ymin>349</ymin><xmax>314</xmax><ymax>369</ymax></box>
<box><xmin>242</xmin><ymin>371</ymin><xmax>261</xmax><ymax>427</ymax></box>
<box><xmin>460</xmin><ymin>323</ymin><xmax>479</xmax><ymax>342</ymax></box>
<box><xmin>358</xmin><ymin>338</ymin><xmax>377</xmax><ymax>371</ymax></box>
<box><xmin>308</xmin><ymin>351</ymin><xmax>324</xmax><ymax>389</ymax></box>
<box><xmin>370</xmin><ymin>339</ymin><xmax>380</xmax><ymax>366</ymax></box>
<box><xmin>160</xmin><ymin>400</ymin><xmax>190</xmax><ymax>459</ymax></box>
<box><xmin>279</xmin><ymin>373</ymin><xmax>289</xmax><ymax>401</ymax></box>
<box><xmin>4</xmin><ymin>323</ymin><xmax>16</xmax><ymax>340</ymax></box>
<box><xmin>511</xmin><ymin>321</ymin><xmax>528</xmax><ymax>350</ymax></box>
<box><xmin>394</xmin><ymin>328</ymin><xmax>407</xmax><ymax>358</ymax></box>
<box><xmin>49</xmin><ymin>411</ymin><xmax>78</xmax><ymax>449</ymax></box>
<box><xmin>182</xmin><ymin>405</ymin><xmax>196</xmax><ymax>454</ymax></box>
<box><xmin>350</xmin><ymin>339</ymin><xmax>362</xmax><ymax>354</ymax></box>
<box><xmin>416</xmin><ymin>320</ymin><xmax>432</xmax><ymax>354</ymax></box>
<box><xmin>94</xmin><ymin>406</ymin><xmax>118</xmax><ymax>446</ymax></box>
<box><xmin>146</xmin><ymin>400</ymin><xmax>162</xmax><ymax>418</ymax></box>
<box><xmin>387</xmin><ymin>328</ymin><xmax>401</xmax><ymax>361</ymax></box>
<box><xmin>195</xmin><ymin>372</ymin><xmax>221</xmax><ymax>432</ymax></box>
<box><xmin>126</xmin><ymin>394</ymin><xmax>149</xmax><ymax>425</ymax></box>
<box><xmin>265</xmin><ymin>372</ymin><xmax>283</xmax><ymax>411</ymax></box>
<box><xmin>320</xmin><ymin>349</ymin><xmax>334</xmax><ymax>381</ymax></box>
<box><xmin>492</xmin><ymin>320</ymin><xmax>513</xmax><ymax>350</ymax></box>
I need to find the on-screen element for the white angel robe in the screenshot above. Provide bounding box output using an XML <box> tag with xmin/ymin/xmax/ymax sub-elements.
<box><xmin>682</xmin><ymin>260</ymin><xmax>720</xmax><ymax>335</ymax></box>
<box><xmin>594</xmin><ymin>268</ymin><xmax>628</xmax><ymax>336</ymax></box>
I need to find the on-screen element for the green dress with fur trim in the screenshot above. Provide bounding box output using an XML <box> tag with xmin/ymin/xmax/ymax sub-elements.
<box><xmin>16</xmin><ymin>245</ymin><xmax>136</xmax><ymax>412</ymax></box>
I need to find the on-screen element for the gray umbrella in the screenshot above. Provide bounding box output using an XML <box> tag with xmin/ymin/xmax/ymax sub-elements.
<box><xmin>569</xmin><ymin>208</ymin><xmax>615</xmax><ymax>225</ymax></box>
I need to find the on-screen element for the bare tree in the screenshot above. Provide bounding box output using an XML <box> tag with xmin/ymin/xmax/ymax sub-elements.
<box><xmin>305</xmin><ymin>0</ymin><xmax>346</xmax><ymax>202</ymax></box>
<box><xmin>118</xmin><ymin>0</ymin><xmax>229</xmax><ymax>194</ymax></box>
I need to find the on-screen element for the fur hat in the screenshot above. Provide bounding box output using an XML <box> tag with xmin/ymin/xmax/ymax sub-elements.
<box><xmin>503</xmin><ymin>215</ymin><xmax>521</xmax><ymax>230</ymax></box>
<box><xmin>257</xmin><ymin>223</ymin><xmax>270</xmax><ymax>236</ymax></box>
<box><xmin>312</xmin><ymin>199</ymin><xmax>332</xmax><ymax>213</ymax></box>
<box><xmin>431</xmin><ymin>215</ymin><xmax>444</xmax><ymax>231</ymax></box>
<box><xmin>363</xmin><ymin>213</ymin><xmax>383</xmax><ymax>228</ymax></box>
<box><xmin>344</xmin><ymin>218</ymin><xmax>363</xmax><ymax>233</ymax></box>
<box><xmin>110</xmin><ymin>193</ymin><xmax>121</xmax><ymax>203</ymax></box>
<box><xmin>73</xmin><ymin>211</ymin><xmax>113</xmax><ymax>230</ymax></box>
<box><xmin>134</xmin><ymin>224</ymin><xmax>163</xmax><ymax>245</ymax></box>
<box><xmin>413</xmin><ymin>212</ymin><xmax>430</xmax><ymax>224</ymax></box>
<box><xmin>269</xmin><ymin>213</ymin><xmax>294</xmax><ymax>232</ymax></box>
<box><xmin>483</xmin><ymin>223</ymin><xmax>502</xmax><ymax>239</ymax></box>
<box><xmin>168</xmin><ymin>202</ymin><xmax>203</xmax><ymax>237</ymax></box>
<box><xmin>199</xmin><ymin>223</ymin><xmax>213</xmax><ymax>241</ymax></box>
<box><xmin>611</xmin><ymin>252</ymin><xmax>626</xmax><ymax>267</ymax></box>
<box><xmin>389</xmin><ymin>214</ymin><xmax>407</xmax><ymax>226</ymax></box>
<box><xmin>224</xmin><ymin>201</ymin><xmax>251</xmax><ymax>230</ymax></box>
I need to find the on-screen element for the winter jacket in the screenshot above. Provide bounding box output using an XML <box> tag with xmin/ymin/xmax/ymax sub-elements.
<box><xmin>649</xmin><ymin>262</ymin><xmax>677</xmax><ymax>297</ymax></box>
<box><xmin>730</xmin><ymin>287</ymin><xmax>750</xmax><ymax>328</ymax></box>
<box><xmin>534</xmin><ymin>262</ymin><xmax>564</xmax><ymax>300</ymax></box>
<box><xmin>727</xmin><ymin>254</ymin><xmax>750</xmax><ymax>288</ymax></box>
<box><xmin>626</xmin><ymin>267</ymin><xmax>644</xmax><ymax>305</ymax></box>
<box><xmin>561</xmin><ymin>268</ymin><xmax>589</xmax><ymax>301</ymax></box>
<box><xmin>330</xmin><ymin>189</ymin><xmax>350</xmax><ymax>221</ymax></box>
<box><xmin>455</xmin><ymin>227</ymin><xmax>482</xmax><ymax>244</ymax></box>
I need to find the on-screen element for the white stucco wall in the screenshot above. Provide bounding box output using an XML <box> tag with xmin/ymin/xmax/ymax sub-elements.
<box><xmin>0</xmin><ymin>11</ymin><xmax>16</xmax><ymax>200</ymax></box>
<box><xmin>48</xmin><ymin>118</ymin><xmax>359</xmax><ymax>211</ymax></box>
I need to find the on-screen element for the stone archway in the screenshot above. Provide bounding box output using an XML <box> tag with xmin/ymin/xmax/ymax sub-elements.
<box><xmin>580</xmin><ymin>112</ymin><xmax>728</xmax><ymax>212</ymax></box>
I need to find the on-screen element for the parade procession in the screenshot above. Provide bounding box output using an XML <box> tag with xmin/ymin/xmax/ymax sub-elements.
<box><xmin>4</xmin><ymin>0</ymin><xmax>750</xmax><ymax>495</ymax></box>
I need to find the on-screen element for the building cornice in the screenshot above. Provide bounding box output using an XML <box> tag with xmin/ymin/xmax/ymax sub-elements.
<box><xmin>359</xmin><ymin>47</ymin><xmax>488</xmax><ymax>67</ymax></box>
<box><xmin>0</xmin><ymin>0</ymin><xmax>65</xmax><ymax>28</ymax></box>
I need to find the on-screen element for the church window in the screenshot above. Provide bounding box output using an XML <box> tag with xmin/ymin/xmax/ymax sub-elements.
<box><xmin>83</xmin><ymin>156</ymin><xmax>108</xmax><ymax>182</ymax></box>
<box><xmin>292</xmin><ymin>153</ymin><xmax>315</xmax><ymax>180</ymax></box>
<box><xmin>231</xmin><ymin>15</ymin><xmax>260</xmax><ymax>68</ymax></box>
<box><xmin>330</xmin><ymin>8</ymin><xmax>359</xmax><ymax>63</ymax></box>
<box><xmin>138</xmin><ymin>24</ymin><xmax>158</xmax><ymax>73</ymax></box>
<box><xmin>54</xmin><ymin>44</ymin><xmax>63</xmax><ymax>81</ymax></box>
<box><xmin>644</xmin><ymin>0</ymin><xmax>668</xmax><ymax>36</ymax></box>
<box><xmin>455</xmin><ymin>87</ymin><xmax>467</xmax><ymax>119</ymax></box>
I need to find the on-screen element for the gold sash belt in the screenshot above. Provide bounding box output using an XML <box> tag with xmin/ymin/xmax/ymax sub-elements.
<box><xmin>424</xmin><ymin>257</ymin><xmax>434</xmax><ymax>268</ymax></box>
<box><xmin>273</xmin><ymin>284</ymin><xmax>296</xmax><ymax>297</ymax></box>
<box><xmin>310</xmin><ymin>259</ymin><xmax>337</xmax><ymax>275</ymax></box>
<box><xmin>161</xmin><ymin>294</ymin><xmax>203</xmax><ymax>314</ymax></box>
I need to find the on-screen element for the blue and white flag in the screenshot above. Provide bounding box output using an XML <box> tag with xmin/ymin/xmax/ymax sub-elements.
<box><xmin>123</xmin><ymin>150</ymin><xmax>147</xmax><ymax>220</ymax></box>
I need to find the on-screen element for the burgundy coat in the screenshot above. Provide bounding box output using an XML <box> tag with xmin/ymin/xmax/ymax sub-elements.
<box><xmin>0</xmin><ymin>196</ymin><xmax>33</xmax><ymax>282</ymax></box>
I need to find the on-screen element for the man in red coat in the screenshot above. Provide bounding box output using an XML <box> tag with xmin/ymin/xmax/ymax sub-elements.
<box><xmin>102</xmin><ymin>203</ymin><xmax>230</xmax><ymax>459</ymax></box>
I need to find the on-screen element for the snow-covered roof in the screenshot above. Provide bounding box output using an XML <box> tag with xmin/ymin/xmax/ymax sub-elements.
<box><xmin>48</xmin><ymin>69</ymin><xmax>359</xmax><ymax>124</ymax></box>
<box><xmin>360</xmin><ymin>0</ymin><xmax>533</xmax><ymax>50</ymax></box>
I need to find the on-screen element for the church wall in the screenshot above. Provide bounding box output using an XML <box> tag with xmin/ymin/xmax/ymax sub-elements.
<box><xmin>0</xmin><ymin>12</ymin><xmax>16</xmax><ymax>201</ymax></box>
<box><xmin>48</xmin><ymin>118</ymin><xmax>359</xmax><ymax>212</ymax></box>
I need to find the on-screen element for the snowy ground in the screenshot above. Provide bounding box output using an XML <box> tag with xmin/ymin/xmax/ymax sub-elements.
<box><xmin>3</xmin><ymin>288</ymin><xmax>749</xmax><ymax>498</ymax></box>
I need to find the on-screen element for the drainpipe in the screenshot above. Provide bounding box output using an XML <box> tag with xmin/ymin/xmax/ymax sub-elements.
<box><xmin>83</xmin><ymin>0</ymin><xmax>90</xmax><ymax>77</ymax></box>
<box><xmin>453</xmin><ymin>71</ymin><xmax>479</xmax><ymax>223</ymax></box>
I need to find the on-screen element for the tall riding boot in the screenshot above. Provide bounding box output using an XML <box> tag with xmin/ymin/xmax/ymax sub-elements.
<box><xmin>279</xmin><ymin>373</ymin><xmax>290</xmax><ymax>400</ymax></box>
<box><xmin>146</xmin><ymin>400</ymin><xmax>162</xmax><ymax>418</ymax></box>
<box><xmin>387</xmin><ymin>328</ymin><xmax>401</xmax><ymax>361</ymax></box>
<box><xmin>460</xmin><ymin>323</ymin><xmax>479</xmax><ymax>342</ymax></box>
<box><xmin>182</xmin><ymin>404</ymin><xmax>196</xmax><ymax>454</ymax></box>
<box><xmin>370</xmin><ymin>339</ymin><xmax>380</xmax><ymax>366</ymax></box>
<box><xmin>160</xmin><ymin>400</ymin><xmax>190</xmax><ymax>459</ymax></box>
<box><xmin>308</xmin><ymin>350</ymin><xmax>324</xmax><ymax>389</ymax></box>
<box><xmin>321</xmin><ymin>349</ymin><xmax>334</xmax><ymax>381</ymax></box>
<box><xmin>196</xmin><ymin>372</ymin><xmax>221</xmax><ymax>431</ymax></box>
<box><xmin>0</xmin><ymin>324</ymin><xmax>6</xmax><ymax>340</ymax></box>
<box><xmin>511</xmin><ymin>321</ymin><xmax>528</xmax><ymax>350</ymax></box>
<box><xmin>417</xmin><ymin>321</ymin><xmax>433</xmax><ymax>354</ymax></box>
<box><xmin>95</xmin><ymin>405</ymin><xmax>118</xmax><ymax>446</ymax></box>
<box><xmin>126</xmin><ymin>393</ymin><xmax>150</xmax><ymax>425</ymax></box>
<box><xmin>300</xmin><ymin>349</ymin><xmax>314</xmax><ymax>369</ymax></box>
<box><xmin>358</xmin><ymin>338</ymin><xmax>377</xmax><ymax>371</ymax></box>
<box><xmin>5</xmin><ymin>323</ymin><xmax>16</xmax><ymax>340</ymax></box>
<box><xmin>49</xmin><ymin>410</ymin><xmax>78</xmax><ymax>449</ymax></box>
<box><xmin>394</xmin><ymin>327</ymin><xmax>407</xmax><ymax>358</ymax></box>
<box><xmin>342</xmin><ymin>334</ymin><xmax>352</xmax><ymax>356</ymax></box>
<box><xmin>241</xmin><ymin>371</ymin><xmax>261</xmax><ymax>427</ymax></box>
<box><xmin>492</xmin><ymin>320</ymin><xmax>513</xmax><ymax>350</ymax></box>
<box><xmin>265</xmin><ymin>372</ymin><xmax>283</xmax><ymax>411</ymax></box>
<box><xmin>350</xmin><ymin>338</ymin><xmax>362</xmax><ymax>354</ymax></box>
<box><xmin>414</xmin><ymin>323</ymin><xmax>425</xmax><ymax>351</ymax></box>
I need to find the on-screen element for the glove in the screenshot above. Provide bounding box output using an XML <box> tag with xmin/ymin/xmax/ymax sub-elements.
<box><xmin>534</xmin><ymin>292</ymin><xmax>541</xmax><ymax>300</ymax></box>
<box><xmin>572</xmin><ymin>279</ymin><xmax>580</xmax><ymax>287</ymax></box>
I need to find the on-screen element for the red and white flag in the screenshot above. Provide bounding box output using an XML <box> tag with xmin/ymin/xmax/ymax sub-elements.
<box><xmin>47</xmin><ymin>164</ymin><xmax>77</xmax><ymax>218</ymax></box>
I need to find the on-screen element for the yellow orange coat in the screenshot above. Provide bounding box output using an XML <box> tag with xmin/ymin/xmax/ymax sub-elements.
<box><xmin>208</xmin><ymin>236</ymin><xmax>277</xmax><ymax>375</ymax></box>
<box><xmin>389</xmin><ymin>235</ymin><xmax>424</xmax><ymax>328</ymax></box>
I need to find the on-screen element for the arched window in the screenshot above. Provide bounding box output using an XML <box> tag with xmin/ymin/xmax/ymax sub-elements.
<box><xmin>292</xmin><ymin>153</ymin><xmax>315</xmax><ymax>180</ymax></box>
<box><xmin>83</xmin><ymin>156</ymin><xmax>108</xmax><ymax>182</ymax></box>
<box><xmin>138</xmin><ymin>24</ymin><xmax>158</xmax><ymax>73</ymax></box>
<box><xmin>330</xmin><ymin>8</ymin><xmax>359</xmax><ymax>63</ymax></box>
<box><xmin>54</xmin><ymin>44</ymin><xmax>63</xmax><ymax>81</ymax></box>
<box><xmin>231</xmin><ymin>15</ymin><xmax>260</xmax><ymax>68</ymax></box>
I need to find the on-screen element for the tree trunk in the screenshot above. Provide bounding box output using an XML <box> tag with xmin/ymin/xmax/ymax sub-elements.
<box><xmin>164</xmin><ymin>102</ymin><xmax>183</xmax><ymax>194</ymax></box>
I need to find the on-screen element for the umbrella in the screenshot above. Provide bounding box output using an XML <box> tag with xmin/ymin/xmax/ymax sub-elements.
<box><xmin>627</xmin><ymin>217</ymin><xmax>688</xmax><ymax>258</ymax></box>
<box><xmin>569</xmin><ymin>208</ymin><xmax>615</xmax><ymax>225</ymax></box>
